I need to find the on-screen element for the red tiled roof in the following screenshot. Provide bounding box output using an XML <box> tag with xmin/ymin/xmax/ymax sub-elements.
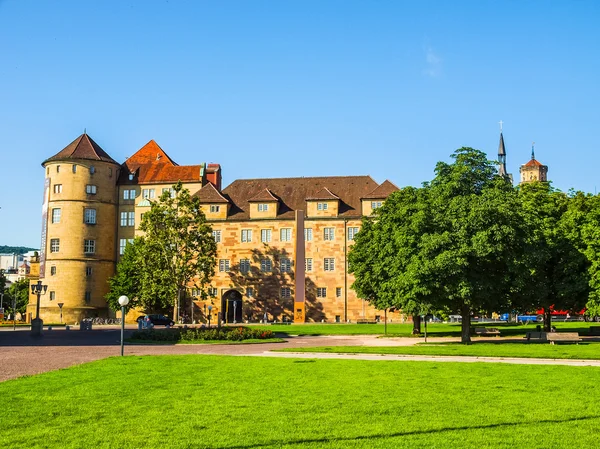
<box><xmin>118</xmin><ymin>140</ymin><xmax>203</xmax><ymax>185</ymax></box>
<box><xmin>248</xmin><ymin>188</ymin><xmax>279</xmax><ymax>202</ymax></box>
<box><xmin>361</xmin><ymin>180</ymin><xmax>400</xmax><ymax>199</ymax></box>
<box><xmin>43</xmin><ymin>134</ymin><xmax>118</xmax><ymax>166</ymax></box>
<box><xmin>306</xmin><ymin>187</ymin><xmax>340</xmax><ymax>201</ymax></box>
<box><xmin>524</xmin><ymin>158</ymin><xmax>544</xmax><ymax>167</ymax></box>
<box><xmin>222</xmin><ymin>176</ymin><xmax>379</xmax><ymax>219</ymax></box>
<box><xmin>196</xmin><ymin>182</ymin><xmax>229</xmax><ymax>203</ymax></box>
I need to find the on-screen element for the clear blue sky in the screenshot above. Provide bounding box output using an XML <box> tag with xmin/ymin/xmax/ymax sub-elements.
<box><xmin>1</xmin><ymin>0</ymin><xmax>599</xmax><ymax>247</ymax></box>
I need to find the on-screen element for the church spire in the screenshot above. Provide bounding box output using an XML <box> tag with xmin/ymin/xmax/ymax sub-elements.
<box><xmin>497</xmin><ymin>121</ymin><xmax>508</xmax><ymax>177</ymax></box>
<box><xmin>531</xmin><ymin>142</ymin><xmax>535</xmax><ymax>160</ymax></box>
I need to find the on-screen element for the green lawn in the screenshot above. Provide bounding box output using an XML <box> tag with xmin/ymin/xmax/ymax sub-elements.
<box><xmin>252</xmin><ymin>321</ymin><xmax>599</xmax><ymax>337</ymax></box>
<box><xmin>1</xmin><ymin>355</ymin><xmax>600</xmax><ymax>448</ymax></box>
<box><xmin>276</xmin><ymin>342</ymin><xmax>600</xmax><ymax>359</ymax></box>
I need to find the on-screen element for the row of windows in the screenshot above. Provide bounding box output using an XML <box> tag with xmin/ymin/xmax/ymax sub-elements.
<box><xmin>122</xmin><ymin>187</ymin><xmax>176</xmax><ymax>200</ymax></box>
<box><xmin>212</xmin><ymin>227</ymin><xmax>360</xmax><ymax>243</ymax></box>
<box><xmin>192</xmin><ymin>286</ymin><xmax>342</xmax><ymax>299</ymax></box>
<box><xmin>217</xmin><ymin>257</ymin><xmax>336</xmax><ymax>273</ymax></box>
<box><xmin>52</xmin><ymin>184</ymin><xmax>98</xmax><ymax>195</ymax></box>
<box><xmin>48</xmin><ymin>290</ymin><xmax>93</xmax><ymax>303</ymax></box>
<box><xmin>49</xmin><ymin>164</ymin><xmax>109</xmax><ymax>177</ymax></box>
<box><xmin>51</xmin><ymin>208</ymin><xmax>97</xmax><ymax>225</ymax></box>
<box><xmin>49</xmin><ymin>239</ymin><xmax>96</xmax><ymax>254</ymax></box>
<box><xmin>49</xmin><ymin>266</ymin><xmax>93</xmax><ymax>276</ymax></box>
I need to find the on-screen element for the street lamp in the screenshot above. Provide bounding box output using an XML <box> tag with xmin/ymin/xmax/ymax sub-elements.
<box><xmin>30</xmin><ymin>280</ymin><xmax>48</xmax><ymax>337</ymax></box>
<box><xmin>207</xmin><ymin>305</ymin><xmax>212</xmax><ymax>328</ymax></box>
<box><xmin>57</xmin><ymin>303</ymin><xmax>64</xmax><ymax>323</ymax></box>
<box><xmin>118</xmin><ymin>295</ymin><xmax>129</xmax><ymax>356</ymax></box>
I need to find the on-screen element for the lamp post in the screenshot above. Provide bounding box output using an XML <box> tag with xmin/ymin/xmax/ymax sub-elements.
<box><xmin>118</xmin><ymin>295</ymin><xmax>129</xmax><ymax>356</ymax></box>
<box><xmin>233</xmin><ymin>300</ymin><xmax>237</xmax><ymax>324</ymax></box>
<box><xmin>207</xmin><ymin>305</ymin><xmax>212</xmax><ymax>328</ymax></box>
<box><xmin>57</xmin><ymin>303</ymin><xmax>64</xmax><ymax>323</ymax></box>
<box><xmin>30</xmin><ymin>280</ymin><xmax>48</xmax><ymax>337</ymax></box>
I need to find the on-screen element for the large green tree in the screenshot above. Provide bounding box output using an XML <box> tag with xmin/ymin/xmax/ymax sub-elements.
<box><xmin>106</xmin><ymin>182</ymin><xmax>217</xmax><ymax>318</ymax></box>
<box><xmin>574</xmin><ymin>192</ymin><xmax>600</xmax><ymax>318</ymax></box>
<box><xmin>6</xmin><ymin>278</ymin><xmax>29</xmax><ymax>319</ymax></box>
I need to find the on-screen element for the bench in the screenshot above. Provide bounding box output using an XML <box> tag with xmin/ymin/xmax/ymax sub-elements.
<box><xmin>525</xmin><ymin>332</ymin><xmax>547</xmax><ymax>341</ymax></box>
<box><xmin>356</xmin><ymin>319</ymin><xmax>377</xmax><ymax>324</ymax></box>
<box><xmin>474</xmin><ymin>327</ymin><xmax>501</xmax><ymax>337</ymax></box>
<box><xmin>546</xmin><ymin>332</ymin><xmax>581</xmax><ymax>345</ymax></box>
<box><xmin>589</xmin><ymin>326</ymin><xmax>600</xmax><ymax>336</ymax></box>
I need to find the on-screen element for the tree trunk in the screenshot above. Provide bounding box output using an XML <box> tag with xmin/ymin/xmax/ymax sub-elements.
<box><xmin>544</xmin><ymin>309</ymin><xmax>552</xmax><ymax>332</ymax></box>
<box><xmin>412</xmin><ymin>314</ymin><xmax>421</xmax><ymax>334</ymax></box>
<box><xmin>461</xmin><ymin>304</ymin><xmax>471</xmax><ymax>344</ymax></box>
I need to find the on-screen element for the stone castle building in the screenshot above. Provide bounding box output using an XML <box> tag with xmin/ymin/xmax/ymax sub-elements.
<box><xmin>28</xmin><ymin>134</ymin><xmax>399</xmax><ymax>324</ymax></box>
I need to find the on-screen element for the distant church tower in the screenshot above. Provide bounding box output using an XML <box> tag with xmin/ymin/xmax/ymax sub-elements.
<box><xmin>28</xmin><ymin>134</ymin><xmax>120</xmax><ymax>323</ymax></box>
<box><xmin>497</xmin><ymin>121</ymin><xmax>513</xmax><ymax>183</ymax></box>
<box><xmin>519</xmin><ymin>142</ymin><xmax>548</xmax><ymax>184</ymax></box>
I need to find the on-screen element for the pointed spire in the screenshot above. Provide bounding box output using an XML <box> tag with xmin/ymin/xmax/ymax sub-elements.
<box><xmin>497</xmin><ymin>122</ymin><xmax>507</xmax><ymax>177</ymax></box>
<box><xmin>531</xmin><ymin>142</ymin><xmax>535</xmax><ymax>160</ymax></box>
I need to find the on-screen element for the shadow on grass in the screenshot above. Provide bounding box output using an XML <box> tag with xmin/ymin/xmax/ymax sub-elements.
<box><xmin>218</xmin><ymin>415</ymin><xmax>600</xmax><ymax>449</ymax></box>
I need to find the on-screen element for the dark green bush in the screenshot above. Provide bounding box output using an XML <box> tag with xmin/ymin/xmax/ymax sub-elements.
<box><xmin>130</xmin><ymin>326</ymin><xmax>274</xmax><ymax>342</ymax></box>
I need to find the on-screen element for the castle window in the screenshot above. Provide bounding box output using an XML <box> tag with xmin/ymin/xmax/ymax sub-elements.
<box><xmin>72</xmin><ymin>165</ymin><xmax>77</xmax><ymax>173</ymax></box>
<box><xmin>241</xmin><ymin>229</ymin><xmax>252</xmax><ymax>243</ymax></box>
<box><xmin>128</xmin><ymin>212</ymin><xmax>135</xmax><ymax>227</ymax></box>
<box><xmin>260</xmin><ymin>258</ymin><xmax>272</xmax><ymax>272</ymax></box>
<box><xmin>317</xmin><ymin>203</ymin><xmax>328</xmax><ymax>211</ymax></box>
<box><xmin>371</xmin><ymin>201</ymin><xmax>382</xmax><ymax>209</ymax></box>
<box><xmin>258</xmin><ymin>203</ymin><xmax>268</xmax><ymax>212</ymax></box>
<box><xmin>86</xmin><ymin>267</ymin><xmax>93</xmax><ymax>276</ymax></box>
<box><xmin>210</xmin><ymin>205</ymin><xmax>220</xmax><ymax>213</ymax></box>
<box><xmin>280</xmin><ymin>287</ymin><xmax>291</xmax><ymax>299</ymax></box>
<box><xmin>324</xmin><ymin>258</ymin><xmax>335</xmax><ymax>271</ymax></box>
<box><xmin>120</xmin><ymin>212</ymin><xmax>127</xmax><ymax>226</ymax></box>
<box><xmin>324</xmin><ymin>227</ymin><xmax>335</xmax><ymax>241</ymax></box>
<box><xmin>50</xmin><ymin>239</ymin><xmax>60</xmax><ymax>253</ymax></box>
<box><xmin>162</xmin><ymin>188</ymin><xmax>176</xmax><ymax>198</ymax></box>
<box><xmin>84</xmin><ymin>208</ymin><xmax>96</xmax><ymax>225</ymax></box>
<box><xmin>280</xmin><ymin>258</ymin><xmax>292</xmax><ymax>273</ymax></box>
<box><xmin>84</xmin><ymin>291</ymin><xmax>91</xmax><ymax>303</ymax></box>
<box><xmin>280</xmin><ymin>228</ymin><xmax>292</xmax><ymax>242</ymax></box>
<box><xmin>50</xmin><ymin>291</ymin><xmax>56</xmax><ymax>301</ymax></box>
<box><xmin>213</xmin><ymin>230</ymin><xmax>221</xmax><ymax>243</ymax></box>
<box><xmin>305</xmin><ymin>258</ymin><xmax>313</xmax><ymax>272</ymax></box>
<box><xmin>86</xmin><ymin>184</ymin><xmax>97</xmax><ymax>195</ymax></box>
<box><xmin>84</xmin><ymin>239</ymin><xmax>96</xmax><ymax>254</ymax></box>
<box><xmin>208</xmin><ymin>287</ymin><xmax>218</xmax><ymax>297</ymax></box>
<box><xmin>246</xmin><ymin>287</ymin><xmax>254</xmax><ymax>298</ymax></box>
<box><xmin>240</xmin><ymin>259</ymin><xmax>250</xmax><ymax>274</ymax></box>
<box><xmin>53</xmin><ymin>184</ymin><xmax>63</xmax><ymax>194</ymax></box>
<box><xmin>347</xmin><ymin>227</ymin><xmax>359</xmax><ymax>241</ymax></box>
<box><xmin>50</xmin><ymin>266</ymin><xmax>56</xmax><ymax>276</ymax></box>
<box><xmin>51</xmin><ymin>208</ymin><xmax>61</xmax><ymax>224</ymax></box>
<box><xmin>219</xmin><ymin>259</ymin><xmax>230</xmax><ymax>272</ymax></box>
<box><xmin>123</xmin><ymin>189</ymin><xmax>136</xmax><ymax>200</ymax></box>
<box><xmin>261</xmin><ymin>229</ymin><xmax>272</xmax><ymax>243</ymax></box>
<box><xmin>142</xmin><ymin>188</ymin><xmax>155</xmax><ymax>199</ymax></box>
<box><xmin>89</xmin><ymin>166</ymin><xmax>95</xmax><ymax>174</ymax></box>
<box><xmin>304</xmin><ymin>228</ymin><xmax>313</xmax><ymax>241</ymax></box>
<box><xmin>119</xmin><ymin>239</ymin><xmax>126</xmax><ymax>255</ymax></box>
<box><xmin>336</xmin><ymin>287</ymin><xmax>342</xmax><ymax>297</ymax></box>
<box><xmin>317</xmin><ymin>287</ymin><xmax>327</xmax><ymax>298</ymax></box>
<box><xmin>56</xmin><ymin>165</ymin><xmax>60</xmax><ymax>173</ymax></box>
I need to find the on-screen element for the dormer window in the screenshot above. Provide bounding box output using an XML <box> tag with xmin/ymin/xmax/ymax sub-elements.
<box><xmin>210</xmin><ymin>205</ymin><xmax>220</xmax><ymax>213</ymax></box>
<box><xmin>371</xmin><ymin>201</ymin><xmax>382</xmax><ymax>209</ymax></box>
<box><xmin>128</xmin><ymin>173</ymin><xmax>134</xmax><ymax>181</ymax></box>
<box><xmin>258</xmin><ymin>203</ymin><xmax>268</xmax><ymax>212</ymax></box>
<box><xmin>317</xmin><ymin>203</ymin><xmax>328</xmax><ymax>211</ymax></box>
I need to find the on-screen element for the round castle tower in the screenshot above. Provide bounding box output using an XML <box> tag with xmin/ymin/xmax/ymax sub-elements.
<box><xmin>28</xmin><ymin>134</ymin><xmax>120</xmax><ymax>323</ymax></box>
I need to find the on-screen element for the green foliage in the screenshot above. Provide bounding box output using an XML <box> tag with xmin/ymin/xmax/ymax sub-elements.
<box><xmin>0</xmin><ymin>246</ymin><xmax>37</xmax><ymax>254</ymax></box>
<box><xmin>6</xmin><ymin>278</ymin><xmax>29</xmax><ymax>316</ymax></box>
<box><xmin>106</xmin><ymin>182</ymin><xmax>217</xmax><ymax>314</ymax></box>
<box><xmin>129</xmin><ymin>326</ymin><xmax>274</xmax><ymax>342</ymax></box>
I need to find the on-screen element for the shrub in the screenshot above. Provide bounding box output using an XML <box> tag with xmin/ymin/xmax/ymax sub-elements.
<box><xmin>130</xmin><ymin>326</ymin><xmax>274</xmax><ymax>342</ymax></box>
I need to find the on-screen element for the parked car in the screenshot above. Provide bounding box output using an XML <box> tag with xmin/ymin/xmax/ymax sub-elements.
<box><xmin>136</xmin><ymin>314</ymin><xmax>175</xmax><ymax>327</ymax></box>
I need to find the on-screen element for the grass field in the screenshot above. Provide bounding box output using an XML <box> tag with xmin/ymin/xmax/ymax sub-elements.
<box><xmin>1</xmin><ymin>355</ymin><xmax>600</xmax><ymax>448</ymax></box>
<box><xmin>276</xmin><ymin>342</ymin><xmax>600</xmax><ymax>359</ymax></box>
<box><xmin>253</xmin><ymin>321</ymin><xmax>599</xmax><ymax>337</ymax></box>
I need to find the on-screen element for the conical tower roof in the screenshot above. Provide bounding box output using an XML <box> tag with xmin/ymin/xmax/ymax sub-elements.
<box><xmin>43</xmin><ymin>133</ymin><xmax>118</xmax><ymax>166</ymax></box>
<box><xmin>498</xmin><ymin>132</ymin><xmax>506</xmax><ymax>156</ymax></box>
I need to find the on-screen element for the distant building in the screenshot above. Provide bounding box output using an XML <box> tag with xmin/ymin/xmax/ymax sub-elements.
<box><xmin>520</xmin><ymin>143</ymin><xmax>548</xmax><ymax>184</ymax></box>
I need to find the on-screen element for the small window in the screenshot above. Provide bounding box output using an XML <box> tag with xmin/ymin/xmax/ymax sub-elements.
<box><xmin>317</xmin><ymin>287</ymin><xmax>327</xmax><ymax>298</ymax></box>
<box><xmin>280</xmin><ymin>228</ymin><xmax>292</xmax><ymax>242</ymax></box>
<box><xmin>142</xmin><ymin>188</ymin><xmax>155</xmax><ymax>199</ymax></box>
<box><xmin>123</xmin><ymin>190</ymin><xmax>129</xmax><ymax>200</ymax></box>
<box><xmin>53</xmin><ymin>184</ymin><xmax>63</xmax><ymax>194</ymax></box>
<box><xmin>348</xmin><ymin>227</ymin><xmax>360</xmax><ymax>240</ymax></box>
<box><xmin>280</xmin><ymin>287</ymin><xmax>291</xmax><ymax>299</ymax></box>
<box><xmin>258</xmin><ymin>203</ymin><xmax>268</xmax><ymax>212</ymax></box>
<box><xmin>109</xmin><ymin>168</ymin><xmax>113</xmax><ymax>178</ymax></box>
<box><xmin>210</xmin><ymin>205</ymin><xmax>220</xmax><ymax>213</ymax></box>
<box><xmin>123</xmin><ymin>189</ymin><xmax>136</xmax><ymax>200</ymax></box>
<box><xmin>260</xmin><ymin>258</ymin><xmax>272</xmax><ymax>272</ymax></box>
<box><xmin>208</xmin><ymin>287</ymin><xmax>218</xmax><ymax>297</ymax></box>
<box><xmin>89</xmin><ymin>166</ymin><xmax>95</xmax><ymax>174</ymax></box>
<box><xmin>50</xmin><ymin>266</ymin><xmax>57</xmax><ymax>276</ymax></box>
<box><xmin>50</xmin><ymin>291</ymin><xmax>56</xmax><ymax>301</ymax></box>
<box><xmin>304</xmin><ymin>228</ymin><xmax>313</xmax><ymax>241</ymax></box>
<box><xmin>371</xmin><ymin>201</ymin><xmax>382</xmax><ymax>209</ymax></box>
<box><xmin>47</xmin><ymin>167</ymin><xmax>49</xmax><ymax>175</ymax></box>
<box><xmin>162</xmin><ymin>188</ymin><xmax>175</xmax><ymax>198</ymax></box>
<box><xmin>246</xmin><ymin>287</ymin><xmax>254</xmax><ymax>298</ymax></box>
<box><xmin>86</xmin><ymin>185</ymin><xmax>97</xmax><ymax>195</ymax></box>
<box><xmin>213</xmin><ymin>230</ymin><xmax>222</xmax><ymax>243</ymax></box>
<box><xmin>119</xmin><ymin>239</ymin><xmax>126</xmax><ymax>255</ymax></box>
<box><xmin>240</xmin><ymin>259</ymin><xmax>250</xmax><ymax>274</ymax></box>
<box><xmin>56</xmin><ymin>165</ymin><xmax>60</xmax><ymax>173</ymax></box>
<box><xmin>72</xmin><ymin>165</ymin><xmax>77</xmax><ymax>173</ymax></box>
<box><xmin>324</xmin><ymin>227</ymin><xmax>335</xmax><ymax>241</ymax></box>
<box><xmin>128</xmin><ymin>212</ymin><xmax>135</xmax><ymax>227</ymax></box>
<box><xmin>84</xmin><ymin>291</ymin><xmax>91</xmax><ymax>303</ymax></box>
<box><xmin>241</xmin><ymin>229</ymin><xmax>252</xmax><ymax>243</ymax></box>
<box><xmin>336</xmin><ymin>287</ymin><xmax>342</xmax><ymax>297</ymax></box>
<box><xmin>305</xmin><ymin>258</ymin><xmax>313</xmax><ymax>272</ymax></box>
<box><xmin>219</xmin><ymin>259</ymin><xmax>230</xmax><ymax>272</ymax></box>
<box><xmin>50</xmin><ymin>239</ymin><xmax>60</xmax><ymax>253</ymax></box>
<box><xmin>51</xmin><ymin>208</ymin><xmax>61</xmax><ymax>224</ymax></box>
<box><xmin>128</xmin><ymin>173</ymin><xmax>134</xmax><ymax>181</ymax></box>
<box><xmin>324</xmin><ymin>258</ymin><xmax>335</xmax><ymax>272</ymax></box>
<box><xmin>84</xmin><ymin>239</ymin><xmax>96</xmax><ymax>254</ymax></box>
<box><xmin>261</xmin><ymin>229</ymin><xmax>272</xmax><ymax>243</ymax></box>
<box><xmin>317</xmin><ymin>202</ymin><xmax>328</xmax><ymax>211</ymax></box>
<box><xmin>84</xmin><ymin>208</ymin><xmax>96</xmax><ymax>224</ymax></box>
<box><xmin>86</xmin><ymin>267</ymin><xmax>93</xmax><ymax>276</ymax></box>
<box><xmin>280</xmin><ymin>258</ymin><xmax>292</xmax><ymax>273</ymax></box>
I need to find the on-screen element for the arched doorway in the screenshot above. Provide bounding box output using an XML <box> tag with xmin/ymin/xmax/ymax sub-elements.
<box><xmin>221</xmin><ymin>289</ymin><xmax>243</xmax><ymax>324</ymax></box>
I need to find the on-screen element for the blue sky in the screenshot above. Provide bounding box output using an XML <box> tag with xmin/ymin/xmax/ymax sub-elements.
<box><xmin>1</xmin><ymin>0</ymin><xmax>599</xmax><ymax>247</ymax></box>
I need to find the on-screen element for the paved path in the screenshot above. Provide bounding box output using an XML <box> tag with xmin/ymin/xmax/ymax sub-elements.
<box><xmin>1</xmin><ymin>328</ymin><xmax>599</xmax><ymax>382</ymax></box>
